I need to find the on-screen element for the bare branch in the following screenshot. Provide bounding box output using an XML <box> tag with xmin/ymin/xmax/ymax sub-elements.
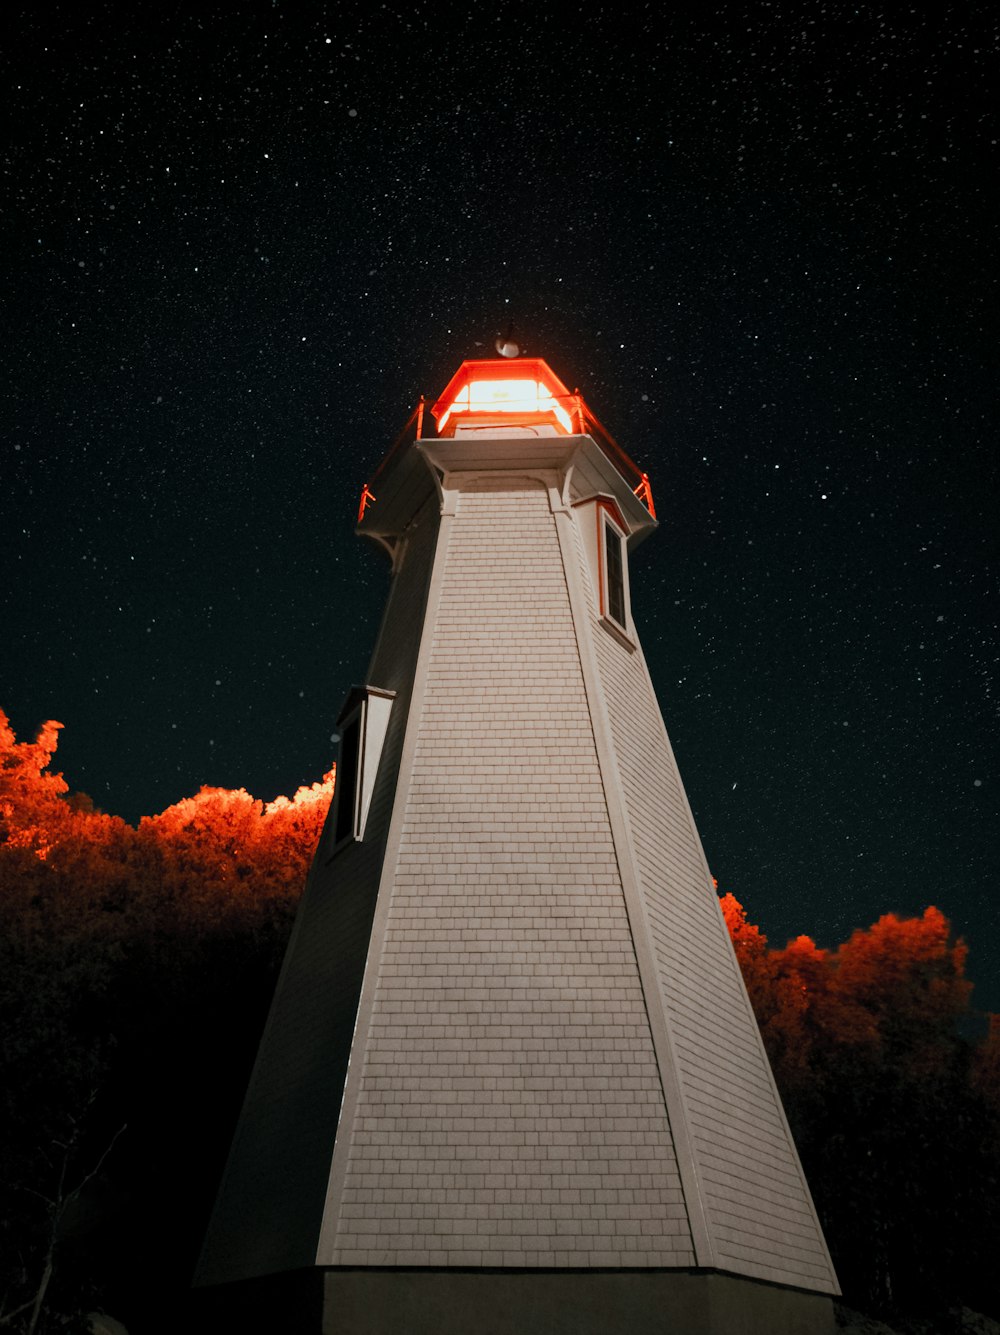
<box><xmin>0</xmin><ymin>1296</ymin><xmax>39</xmax><ymax>1327</ymax></box>
<box><xmin>64</xmin><ymin>1124</ymin><xmax>128</xmax><ymax>1210</ymax></box>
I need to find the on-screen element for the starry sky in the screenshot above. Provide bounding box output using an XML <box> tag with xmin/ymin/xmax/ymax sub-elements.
<box><xmin>3</xmin><ymin>3</ymin><xmax>997</xmax><ymax>1009</ymax></box>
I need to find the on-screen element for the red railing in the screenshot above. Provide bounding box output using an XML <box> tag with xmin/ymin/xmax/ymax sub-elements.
<box><xmin>357</xmin><ymin>392</ymin><xmax>655</xmax><ymax>523</ymax></box>
<box><xmin>575</xmin><ymin>396</ymin><xmax>657</xmax><ymax>520</ymax></box>
<box><xmin>356</xmin><ymin>400</ymin><xmax>422</xmax><ymax>522</ymax></box>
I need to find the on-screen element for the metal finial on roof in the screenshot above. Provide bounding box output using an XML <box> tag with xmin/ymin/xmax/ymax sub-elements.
<box><xmin>495</xmin><ymin>320</ymin><xmax>520</xmax><ymax>358</ymax></box>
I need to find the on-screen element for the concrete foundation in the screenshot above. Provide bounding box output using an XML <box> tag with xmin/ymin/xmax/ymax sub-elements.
<box><xmin>323</xmin><ymin>1270</ymin><xmax>836</xmax><ymax>1335</ymax></box>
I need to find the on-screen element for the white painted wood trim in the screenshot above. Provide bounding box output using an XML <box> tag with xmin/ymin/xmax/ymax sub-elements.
<box><xmin>358</xmin><ymin>690</ymin><xmax>395</xmax><ymax>838</ymax></box>
<box><xmin>549</xmin><ymin>489</ymin><xmax>717</xmax><ymax>1270</ymax></box>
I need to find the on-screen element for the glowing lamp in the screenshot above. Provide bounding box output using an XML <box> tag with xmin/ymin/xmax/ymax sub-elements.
<box><xmin>431</xmin><ymin>358</ymin><xmax>580</xmax><ymax>437</ymax></box>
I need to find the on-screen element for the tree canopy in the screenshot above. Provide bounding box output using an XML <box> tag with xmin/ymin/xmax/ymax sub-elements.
<box><xmin>0</xmin><ymin>710</ymin><xmax>331</xmax><ymax>1334</ymax></box>
<box><xmin>1</xmin><ymin>710</ymin><xmax>996</xmax><ymax>1331</ymax></box>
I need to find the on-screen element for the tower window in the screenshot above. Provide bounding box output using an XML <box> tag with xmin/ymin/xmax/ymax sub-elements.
<box><xmin>333</xmin><ymin>711</ymin><xmax>362</xmax><ymax>846</ymax></box>
<box><xmin>329</xmin><ymin>685</ymin><xmax>396</xmax><ymax>856</ymax></box>
<box><xmin>598</xmin><ymin>509</ymin><xmax>627</xmax><ymax>635</ymax></box>
<box><xmin>572</xmin><ymin>495</ymin><xmax>636</xmax><ymax>649</ymax></box>
<box><xmin>604</xmin><ymin>519</ymin><xmax>627</xmax><ymax>629</ymax></box>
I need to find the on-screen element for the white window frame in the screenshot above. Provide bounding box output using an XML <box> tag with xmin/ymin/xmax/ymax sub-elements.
<box><xmin>328</xmin><ymin>685</ymin><xmax>395</xmax><ymax>857</ymax></box>
<box><xmin>599</xmin><ymin>508</ymin><xmax>632</xmax><ymax>639</ymax></box>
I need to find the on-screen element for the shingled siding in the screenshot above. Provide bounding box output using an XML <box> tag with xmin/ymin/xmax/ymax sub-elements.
<box><xmin>196</xmin><ymin>496</ymin><xmax>441</xmax><ymax>1287</ymax></box>
<box><xmin>326</xmin><ymin>477</ymin><xmax>695</xmax><ymax>1269</ymax></box>
<box><xmin>578</xmin><ymin>523</ymin><xmax>838</xmax><ymax>1295</ymax></box>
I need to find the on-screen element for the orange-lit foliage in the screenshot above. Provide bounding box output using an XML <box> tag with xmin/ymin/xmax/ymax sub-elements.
<box><xmin>720</xmin><ymin>891</ymin><xmax>975</xmax><ymax>1086</ymax></box>
<box><xmin>0</xmin><ymin>707</ymin><xmax>334</xmax><ymax>1125</ymax></box>
<box><xmin>0</xmin><ymin>711</ymin><xmax>69</xmax><ymax>857</ymax></box>
<box><xmin>0</xmin><ymin>707</ymin><xmax>334</xmax><ymax>1110</ymax></box>
<box><xmin>0</xmin><ymin>709</ymin><xmax>335</xmax><ymax>1329</ymax></box>
<box><xmin>3</xmin><ymin>709</ymin><xmax>998</xmax><ymax>1321</ymax></box>
<box><xmin>833</xmin><ymin>906</ymin><xmax>973</xmax><ymax>1080</ymax></box>
<box><xmin>140</xmin><ymin>776</ymin><xmax>334</xmax><ymax>910</ymax></box>
<box><xmin>719</xmin><ymin>891</ymin><xmax>774</xmax><ymax>1019</ymax></box>
<box><xmin>723</xmin><ymin>894</ymin><xmax>851</xmax><ymax>1083</ymax></box>
<box><xmin>719</xmin><ymin>888</ymin><xmax>997</xmax><ymax>1313</ymax></box>
<box><xmin>0</xmin><ymin>707</ymin><xmax>333</xmax><ymax>904</ymax></box>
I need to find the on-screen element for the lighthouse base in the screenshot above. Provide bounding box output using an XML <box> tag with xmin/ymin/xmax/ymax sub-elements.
<box><xmin>194</xmin><ymin>1267</ymin><xmax>835</xmax><ymax>1335</ymax></box>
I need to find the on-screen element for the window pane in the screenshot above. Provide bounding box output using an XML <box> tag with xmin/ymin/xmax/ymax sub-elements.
<box><xmin>334</xmin><ymin>715</ymin><xmax>361</xmax><ymax>844</ymax></box>
<box><xmin>605</xmin><ymin>524</ymin><xmax>626</xmax><ymax>627</ymax></box>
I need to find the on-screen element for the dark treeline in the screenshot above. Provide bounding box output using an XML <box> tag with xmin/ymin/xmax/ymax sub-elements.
<box><xmin>0</xmin><ymin>712</ymin><xmax>331</xmax><ymax>1334</ymax></box>
<box><xmin>721</xmin><ymin>894</ymin><xmax>999</xmax><ymax>1320</ymax></box>
<box><xmin>1</xmin><ymin>710</ymin><xmax>997</xmax><ymax>1332</ymax></box>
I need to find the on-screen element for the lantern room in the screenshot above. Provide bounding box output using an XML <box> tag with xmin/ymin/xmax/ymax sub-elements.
<box><xmin>431</xmin><ymin>358</ymin><xmax>582</xmax><ymax>437</ymax></box>
<box><xmin>356</xmin><ymin>354</ymin><xmax>658</xmax><ymax>532</ymax></box>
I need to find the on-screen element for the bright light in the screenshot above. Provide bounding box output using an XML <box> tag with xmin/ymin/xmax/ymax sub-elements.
<box><xmin>437</xmin><ymin>377</ymin><xmax>573</xmax><ymax>433</ymax></box>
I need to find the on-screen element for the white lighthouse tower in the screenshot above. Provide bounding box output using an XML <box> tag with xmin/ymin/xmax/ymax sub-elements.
<box><xmin>196</xmin><ymin>357</ymin><xmax>839</xmax><ymax>1333</ymax></box>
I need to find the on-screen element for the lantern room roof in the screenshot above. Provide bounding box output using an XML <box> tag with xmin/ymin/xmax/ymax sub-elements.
<box><xmin>431</xmin><ymin>357</ymin><xmax>578</xmax><ymax>437</ymax></box>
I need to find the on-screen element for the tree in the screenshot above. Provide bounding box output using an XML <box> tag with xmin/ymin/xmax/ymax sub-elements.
<box><xmin>720</xmin><ymin>890</ymin><xmax>995</xmax><ymax>1319</ymax></box>
<box><xmin>4</xmin><ymin>707</ymin><xmax>997</xmax><ymax>1326</ymax></box>
<box><xmin>0</xmin><ymin>710</ymin><xmax>332</xmax><ymax>1332</ymax></box>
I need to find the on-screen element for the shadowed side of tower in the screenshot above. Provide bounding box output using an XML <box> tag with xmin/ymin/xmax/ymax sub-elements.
<box><xmin>194</xmin><ymin>462</ymin><xmax>441</xmax><ymax>1285</ymax></box>
<box><xmin>195</xmin><ymin>359</ymin><xmax>838</xmax><ymax>1334</ymax></box>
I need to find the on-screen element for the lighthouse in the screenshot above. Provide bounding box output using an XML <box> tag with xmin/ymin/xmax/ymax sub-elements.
<box><xmin>196</xmin><ymin>357</ymin><xmax>839</xmax><ymax>1333</ymax></box>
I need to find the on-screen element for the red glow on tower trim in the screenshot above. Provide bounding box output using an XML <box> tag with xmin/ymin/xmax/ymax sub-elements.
<box><xmin>357</xmin><ymin>483</ymin><xmax>376</xmax><ymax>524</ymax></box>
<box><xmin>634</xmin><ymin>472</ymin><xmax>657</xmax><ymax>520</ymax></box>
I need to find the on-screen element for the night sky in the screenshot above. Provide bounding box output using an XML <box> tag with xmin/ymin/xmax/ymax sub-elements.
<box><xmin>3</xmin><ymin>4</ymin><xmax>997</xmax><ymax>1009</ymax></box>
